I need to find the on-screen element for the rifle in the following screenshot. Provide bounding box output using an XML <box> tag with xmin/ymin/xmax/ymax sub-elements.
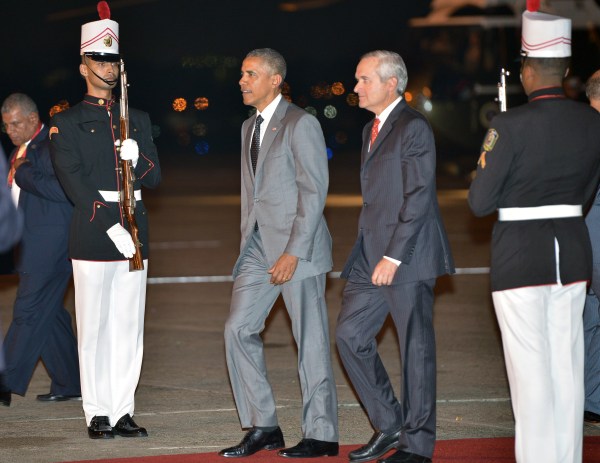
<box><xmin>119</xmin><ymin>59</ymin><xmax>144</xmax><ymax>272</ymax></box>
<box><xmin>497</xmin><ymin>68</ymin><xmax>510</xmax><ymax>112</ymax></box>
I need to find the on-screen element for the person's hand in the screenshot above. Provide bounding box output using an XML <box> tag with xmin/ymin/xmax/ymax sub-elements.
<box><xmin>120</xmin><ymin>138</ymin><xmax>139</xmax><ymax>167</ymax></box>
<box><xmin>268</xmin><ymin>253</ymin><xmax>299</xmax><ymax>285</ymax></box>
<box><xmin>371</xmin><ymin>258</ymin><xmax>399</xmax><ymax>286</ymax></box>
<box><xmin>106</xmin><ymin>223</ymin><xmax>135</xmax><ymax>258</ymax></box>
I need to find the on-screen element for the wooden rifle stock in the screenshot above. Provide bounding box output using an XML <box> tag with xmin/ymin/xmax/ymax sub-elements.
<box><xmin>119</xmin><ymin>59</ymin><xmax>144</xmax><ymax>271</ymax></box>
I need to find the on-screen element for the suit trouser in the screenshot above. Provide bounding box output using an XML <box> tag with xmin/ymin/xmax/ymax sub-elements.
<box><xmin>493</xmin><ymin>282</ymin><xmax>586</xmax><ymax>463</ymax></box>
<box><xmin>224</xmin><ymin>231</ymin><xmax>338</xmax><ymax>442</ymax></box>
<box><xmin>336</xmin><ymin>248</ymin><xmax>437</xmax><ymax>459</ymax></box>
<box><xmin>583</xmin><ymin>290</ymin><xmax>600</xmax><ymax>415</ymax></box>
<box><xmin>72</xmin><ymin>259</ymin><xmax>147</xmax><ymax>426</ymax></box>
<box><xmin>584</xmin><ymin>201</ymin><xmax>600</xmax><ymax>415</ymax></box>
<box><xmin>3</xmin><ymin>270</ymin><xmax>80</xmax><ymax>396</ymax></box>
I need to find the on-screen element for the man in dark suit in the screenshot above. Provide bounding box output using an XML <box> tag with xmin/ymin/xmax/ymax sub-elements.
<box><xmin>468</xmin><ymin>7</ymin><xmax>600</xmax><ymax>462</ymax></box>
<box><xmin>220</xmin><ymin>48</ymin><xmax>338</xmax><ymax>459</ymax></box>
<box><xmin>0</xmin><ymin>93</ymin><xmax>80</xmax><ymax>407</ymax></box>
<box><xmin>582</xmin><ymin>69</ymin><xmax>600</xmax><ymax>429</ymax></box>
<box><xmin>336</xmin><ymin>50</ymin><xmax>454</xmax><ymax>463</ymax></box>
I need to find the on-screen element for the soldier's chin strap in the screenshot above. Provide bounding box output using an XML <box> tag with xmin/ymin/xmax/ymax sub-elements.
<box><xmin>83</xmin><ymin>55</ymin><xmax>119</xmax><ymax>87</ymax></box>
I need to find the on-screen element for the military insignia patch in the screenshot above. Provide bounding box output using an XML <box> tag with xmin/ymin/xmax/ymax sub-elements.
<box><xmin>49</xmin><ymin>126</ymin><xmax>59</xmax><ymax>139</ymax></box>
<box><xmin>482</xmin><ymin>129</ymin><xmax>499</xmax><ymax>151</ymax></box>
<box><xmin>477</xmin><ymin>151</ymin><xmax>487</xmax><ymax>169</ymax></box>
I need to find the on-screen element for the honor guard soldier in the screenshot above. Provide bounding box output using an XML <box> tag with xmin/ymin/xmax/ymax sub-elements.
<box><xmin>49</xmin><ymin>1</ymin><xmax>160</xmax><ymax>439</ymax></box>
<box><xmin>469</xmin><ymin>2</ymin><xmax>600</xmax><ymax>462</ymax></box>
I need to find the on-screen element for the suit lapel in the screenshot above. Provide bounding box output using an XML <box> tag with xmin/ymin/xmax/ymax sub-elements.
<box><xmin>363</xmin><ymin>100</ymin><xmax>407</xmax><ymax>165</ymax></box>
<box><xmin>254</xmin><ymin>98</ymin><xmax>287</xmax><ymax>179</ymax></box>
<box><xmin>242</xmin><ymin>119</ymin><xmax>255</xmax><ymax>183</ymax></box>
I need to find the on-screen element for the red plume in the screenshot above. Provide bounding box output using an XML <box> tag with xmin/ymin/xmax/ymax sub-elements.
<box><xmin>97</xmin><ymin>1</ymin><xmax>111</xmax><ymax>20</ymax></box>
<box><xmin>527</xmin><ymin>0</ymin><xmax>540</xmax><ymax>11</ymax></box>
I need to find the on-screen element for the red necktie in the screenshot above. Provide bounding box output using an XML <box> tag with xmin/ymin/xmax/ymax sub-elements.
<box><xmin>370</xmin><ymin>118</ymin><xmax>380</xmax><ymax>150</ymax></box>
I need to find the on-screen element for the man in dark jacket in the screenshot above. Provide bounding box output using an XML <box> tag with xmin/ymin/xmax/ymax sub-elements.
<box><xmin>468</xmin><ymin>6</ymin><xmax>600</xmax><ymax>462</ymax></box>
<box><xmin>0</xmin><ymin>93</ymin><xmax>80</xmax><ymax>407</ymax></box>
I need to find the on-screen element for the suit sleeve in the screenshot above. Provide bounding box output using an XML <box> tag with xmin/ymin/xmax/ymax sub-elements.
<box><xmin>0</xmin><ymin>154</ymin><xmax>22</xmax><ymax>252</ymax></box>
<box><xmin>384</xmin><ymin>117</ymin><xmax>437</xmax><ymax>263</ymax></box>
<box><xmin>284</xmin><ymin>114</ymin><xmax>329</xmax><ymax>260</ymax></box>
<box><xmin>132</xmin><ymin>111</ymin><xmax>161</xmax><ymax>189</ymax></box>
<box><xmin>468</xmin><ymin>118</ymin><xmax>515</xmax><ymax>217</ymax></box>
<box><xmin>15</xmin><ymin>141</ymin><xmax>71</xmax><ymax>204</ymax></box>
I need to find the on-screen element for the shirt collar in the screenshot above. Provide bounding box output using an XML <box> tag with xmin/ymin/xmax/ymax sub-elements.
<box><xmin>83</xmin><ymin>94</ymin><xmax>116</xmax><ymax>109</ymax></box>
<box><xmin>256</xmin><ymin>93</ymin><xmax>282</xmax><ymax>128</ymax></box>
<box><xmin>376</xmin><ymin>96</ymin><xmax>403</xmax><ymax>128</ymax></box>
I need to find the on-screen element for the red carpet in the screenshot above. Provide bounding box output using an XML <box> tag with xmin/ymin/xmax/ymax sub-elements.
<box><xmin>63</xmin><ymin>436</ymin><xmax>600</xmax><ymax>463</ymax></box>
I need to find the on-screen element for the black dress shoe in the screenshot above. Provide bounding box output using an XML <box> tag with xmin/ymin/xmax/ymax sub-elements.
<box><xmin>37</xmin><ymin>393</ymin><xmax>82</xmax><ymax>402</ymax></box>
<box><xmin>219</xmin><ymin>427</ymin><xmax>285</xmax><ymax>457</ymax></box>
<box><xmin>585</xmin><ymin>410</ymin><xmax>600</xmax><ymax>426</ymax></box>
<box><xmin>88</xmin><ymin>416</ymin><xmax>114</xmax><ymax>439</ymax></box>
<box><xmin>0</xmin><ymin>390</ymin><xmax>10</xmax><ymax>407</ymax></box>
<box><xmin>349</xmin><ymin>429</ymin><xmax>402</xmax><ymax>462</ymax></box>
<box><xmin>278</xmin><ymin>438</ymin><xmax>339</xmax><ymax>458</ymax></box>
<box><xmin>113</xmin><ymin>414</ymin><xmax>148</xmax><ymax>437</ymax></box>
<box><xmin>378</xmin><ymin>449</ymin><xmax>432</xmax><ymax>463</ymax></box>
<box><xmin>0</xmin><ymin>373</ymin><xmax>11</xmax><ymax>407</ymax></box>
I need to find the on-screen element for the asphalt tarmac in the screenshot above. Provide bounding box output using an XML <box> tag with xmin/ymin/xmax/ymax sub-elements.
<box><xmin>0</xmin><ymin>153</ymin><xmax>598</xmax><ymax>463</ymax></box>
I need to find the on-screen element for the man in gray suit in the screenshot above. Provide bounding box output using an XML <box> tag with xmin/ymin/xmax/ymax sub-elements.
<box><xmin>336</xmin><ymin>50</ymin><xmax>454</xmax><ymax>463</ymax></box>
<box><xmin>220</xmin><ymin>48</ymin><xmax>339</xmax><ymax>459</ymax></box>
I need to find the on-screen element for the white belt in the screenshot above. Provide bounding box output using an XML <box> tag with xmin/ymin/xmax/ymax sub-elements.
<box><xmin>98</xmin><ymin>190</ymin><xmax>142</xmax><ymax>202</ymax></box>
<box><xmin>498</xmin><ymin>204</ymin><xmax>582</xmax><ymax>221</ymax></box>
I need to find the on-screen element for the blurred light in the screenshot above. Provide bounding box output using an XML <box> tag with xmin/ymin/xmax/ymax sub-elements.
<box><xmin>346</xmin><ymin>93</ymin><xmax>359</xmax><ymax>106</ymax></box>
<box><xmin>194</xmin><ymin>97</ymin><xmax>209</xmax><ymax>111</ymax></box>
<box><xmin>194</xmin><ymin>140</ymin><xmax>210</xmax><ymax>155</ymax></box>
<box><xmin>331</xmin><ymin>82</ymin><xmax>345</xmax><ymax>96</ymax></box>
<box><xmin>173</xmin><ymin>98</ymin><xmax>187</xmax><ymax>112</ymax></box>
<box><xmin>422</xmin><ymin>86</ymin><xmax>432</xmax><ymax>99</ymax></box>
<box><xmin>49</xmin><ymin>100</ymin><xmax>70</xmax><ymax>117</ymax></box>
<box><xmin>305</xmin><ymin>106</ymin><xmax>317</xmax><ymax>117</ymax></box>
<box><xmin>423</xmin><ymin>100</ymin><xmax>433</xmax><ymax>112</ymax></box>
<box><xmin>310</xmin><ymin>85</ymin><xmax>324</xmax><ymax>99</ymax></box>
<box><xmin>323</xmin><ymin>105</ymin><xmax>337</xmax><ymax>119</ymax></box>
<box><xmin>404</xmin><ymin>91</ymin><xmax>413</xmax><ymax>103</ymax></box>
<box><xmin>192</xmin><ymin>123</ymin><xmax>208</xmax><ymax>136</ymax></box>
<box><xmin>326</xmin><ymin>147</ymin><xmax>334</xmax><ymax>160</ymax></box>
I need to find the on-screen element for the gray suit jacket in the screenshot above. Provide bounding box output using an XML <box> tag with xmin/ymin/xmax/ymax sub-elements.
<box><xmin>342</xmin><ymin>99</ymin><xmax>454</xmax><ymax>283</ymax></box>
<box><xmin>233</xmin><ymin>97</ymin><xmax>332</xmax><ymax>280</ymax></box>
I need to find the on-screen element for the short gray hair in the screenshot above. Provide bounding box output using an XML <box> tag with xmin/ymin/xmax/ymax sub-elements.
<box><xmin>586</xmin><ymin>71</ymin><xmax>600</xmax><ymax>101</ymax></box>
<box><xmin>1</xmin><ymin>93</ymin><xmax>38</xmax><ymax>116</ymax></box>
<box><xmin>361</xmin><ymin>50</ymin><xmax>408</xmax><ymax>95</ymax></box>
<box><xmin>246</xmin><ymin>48</ymin><xmax>287</xmax><ymax>82</ymax></box>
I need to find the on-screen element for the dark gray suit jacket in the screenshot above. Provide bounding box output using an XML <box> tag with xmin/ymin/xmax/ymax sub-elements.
<box><xmin>342</xmin><ymin>99</ymin><xmax>454</xmax><ymax>283</ymax></box>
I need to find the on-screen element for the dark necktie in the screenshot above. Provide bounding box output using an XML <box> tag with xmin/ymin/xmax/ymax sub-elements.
<box><xmin>251</xmin><ymin>115</ymin><xmax>264</xmax><ymax>174</ymax></box>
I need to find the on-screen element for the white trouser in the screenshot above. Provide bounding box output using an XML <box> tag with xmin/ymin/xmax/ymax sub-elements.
<box><xmin>492</xmin><ymin>280</ymin><xmax>586</xmax><ymax>463</ymax></box>
<box><xmin>72</xmin><ymin>259</ymin><xmax>148</xmax><ymax>426</ymax></box>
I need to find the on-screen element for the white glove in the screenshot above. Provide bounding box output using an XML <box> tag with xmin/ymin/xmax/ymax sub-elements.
<box><xmin>120</xmin><ymin>138</ymin><xmax>139</xmax><ymax>168</ymax></box>
<box><xmin>106</xmin><ymin>223</ymin><xmax>135</xmax><ymax>258</ymax></box>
